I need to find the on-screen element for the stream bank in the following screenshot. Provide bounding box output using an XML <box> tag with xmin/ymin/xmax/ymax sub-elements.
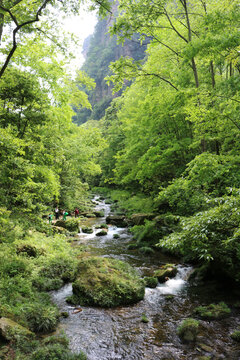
<box><xmin>52</xmin><ymin>196</ymin><xmax>240</xmax><ymax>360</ymax></box>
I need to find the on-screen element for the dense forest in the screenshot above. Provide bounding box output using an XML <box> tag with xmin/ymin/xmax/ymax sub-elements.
<box><xmin>1</xmin><ymin>0</ymin><xmax>240</xmax><ymax>359</ymax></box>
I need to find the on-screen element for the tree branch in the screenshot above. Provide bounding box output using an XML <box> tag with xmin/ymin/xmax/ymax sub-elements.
<box><xmin>93</xmin><ymin>0</ymin><xmax>112</xmax><ymax>15</ymax></box>
<box><xmin>139</xmin><ymin>68</ymin><xmax>179</xmax><ymax>91</ymax></box>
<box><xmin>147</xmin><ymin>27</ymin><xmax>182</xmax><ymax>57</ymax></box>
<box><xmin>35</xmin><ymin>27</ymin><xmax>66</xmax><ymax>51</ymax></box>
<box><xmin>0</xmin><ymin>0</ymin><xmax>51</xmax><ymax>79</ymax></box>
<box><xmin>164</xmin><ymin>8</ymin><xmax>188</xmax><ymax>43</ymax></box>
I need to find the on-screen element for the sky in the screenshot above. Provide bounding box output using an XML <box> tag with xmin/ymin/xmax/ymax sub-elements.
<box><xmin>62</xmin><ymin>6</ymin><xmax>97</xmax><ymax>76</ymax></box>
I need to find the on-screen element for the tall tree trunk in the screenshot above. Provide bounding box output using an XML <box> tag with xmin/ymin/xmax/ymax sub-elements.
<box><xmin>181</xmin><ymin>0</ymin><xmax>199</xmax><ymax>88</ymax></box>
<box><xmin>192</xmin><ymin>58</ymin><xmax>199</xmax><ymax>88</ymax></box>
<box><xmin>0</xmin><ymin>13</ymin><xmax>4</xmax><ymax>43</ymax></box>
<box><xmin>210</xmin><ymin>61</ymin><xmax>215</xmax><ymax>88</ymax></box>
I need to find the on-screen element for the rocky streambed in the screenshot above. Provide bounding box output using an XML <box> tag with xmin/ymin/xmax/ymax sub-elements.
<box><xmin>52</xmin><ymin>196</ymin><xmax>240</xmax><ymax>360</ymax></box>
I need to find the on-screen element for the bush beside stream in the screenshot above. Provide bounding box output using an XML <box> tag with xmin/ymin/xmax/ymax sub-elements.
<box><xmin>0</xmin><ymin>230</ymin><xmax>84</xmax><ymax>359</ymax></box>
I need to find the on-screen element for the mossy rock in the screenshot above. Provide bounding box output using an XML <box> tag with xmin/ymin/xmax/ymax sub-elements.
<box><xmin>72</xmin><ymin>257</ymin><xmax>145</xmax><ymax>307</ymax></box>
<box><xmin>154</xmin><ymin>264</ymin><xmax>177</xmax><ymax>283</ymax></box>
<box><xmin>94</xmin><ymin>211</ymin><xmax>105</xmax><ymax>217</ymax></box>
<box><xmin>106</xmin><ymin>215</ymin><xmax>128</xmax><ymax>227</ymax></box>
<box><xmin>85</xmin><ymin>213</ymin><xmax>96</xmax><ymax>218</ymax></box>
<box><xmin>127</xmin><ymin>243</ymin><xmax>139</xmax><ymax>250</ymax></box>
<box><xmin>96</xmin><ymin>230</ymin><xmax>108</xmax><ymax>236</ymax></box>
<box><xmin>16</xmin><ymin>244</ymin><xmax>44</xmax><ymax>257</ymax></box>
<box><xmin>177</xmin><ymin>318</ymin><xmax>199</xmax><ymax>343</ymax></box>
<box><xmin>144</xmin><ymin>276</ymin><xmax>158</xmax><ymax>288</ymax></box>
<box><xmin>231</xmin><ymin>330</ymin><xmax>240</xmax><ymax>342</ymax></box>
<box><xmin>66</xmin><ymin>294</ymin><xmax>80</xmax><ymax>305</ymax></box>
<box><xmin>141</xmin><ymin>314</ymin><xmax>149</xmax><ymax>323</ymax></box>
<box><xmin>95</xmin><ymin>224</ymin><xmax>108</xmax><ymax>229</ymax></box>
<box><xmin>82</xmin><ymin>226</ymin><xmax>93</xmax><ymax>234</ymax></box>
<box><xmin>105</xmin><ymin>199</ymin><xmax>113</xmax><ymax>204</ymax></box>
<box><xmin>60</xmin><ymin>312</ymin><xmax>69</xmax><ymax>318</ymax></box>
<box><xmin>55</xmin><ymin>219</ymin><xmax>79</xmax><ymax>232</ymax></box>
<box><xmin>194</xmin><ymin>302</ymin><xmax>231</xmax><ymax>320</ymax></box>
<box><xmin>52</xmin><ymin>226</ymin><xmax>68</xmax><ymax>235</ymax></box>
<box><xmin>0</xmin><ymin>317</ymin><xmax>34</xmax><ymax>341</ymax></box>
<box><xmin>139</xmin><ymin>246</ymin><xmax>154</xmax><ymax>255</ymax></box>
<box><xmin>130</xmin><ymin>213</ymin><xmax>155</xmax><ymax>225</ymax></box>
<box><xmin>113</xmin><ymin>234</ymin><xmax>120</xmax><ymax>239</ymax></box>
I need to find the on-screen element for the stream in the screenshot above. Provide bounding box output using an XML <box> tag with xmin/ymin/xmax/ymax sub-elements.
<box><xmin>52</xmin><ymin>196</ymin><xmax>240</xmax><ymax>360</ymax></box>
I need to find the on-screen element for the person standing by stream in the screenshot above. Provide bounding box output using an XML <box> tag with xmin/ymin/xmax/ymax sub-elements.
<box><xmin>74</xmin><ymin>208</ymin><xmax>79</xmax><ymax>218</ymax></box>
<box><xmin>48</xmin><ymin>213</ymin><xmax>53</xmax><ymax>224</ymax></box>
<box><xmin>63</xmin><ymin>210</ymin><xmax>68</xmax><ymax>220</ymax></box>
<box><xmin>54</xmin><ymin>206</ymin><xmax>60</xmax><ymax>220</ymax></box>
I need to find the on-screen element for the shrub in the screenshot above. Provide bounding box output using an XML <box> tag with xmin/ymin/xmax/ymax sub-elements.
<box><xmin>158</xmin><ymin>195</ymin><xmax>240</xmax><ymax>281</ymax></box>
<box><xmin>139</xmin><ymin>246</ymin><xmax>154</xmax><ymax>255</ymax></box>
<box><xmin>94</xmin><ymin>211</ymin><xmax>105</xmax><ymax>217</ymax></box>
<box><xmin>24</xmin><ymin>303</ymin><xmax>59</xmax><ymax>333</ymax></box>
<box><xmin>30</xmin><ymin>343</ymin><xmax>87</xmax><ymax>360</ymax></box>
<box><xmin>33</xmin><ymin>277</ymin><xmax>64</xmax><ymax>291</ymax></box>
<box><xmin>130</xmin><ymin>217</ymin><xmax>179</xmax><ymax>247</ymax></box>
<box><xmin>156</xmin><ymin>178</ymin><xmax>205</xmax><ymax>216</ymax></box>
<box><xmin>141</xmin><ymin>314</ymin><xmax>149</xmax><ymax>323</ymax></box>
<box><xmin>127</xmin><ymin>243</ymin><xmax>138</xmax><ymax>250</ymax></box>
<box><xmin>143</xmin><ymin>276</ymin><xmax>158</xmax><ymax>288</ymax></box>
<box><xmin>194</xmin><ymin>302</ymin><xmax>231</xmax><ymax>320</ymax></box>
<box><xmin>0</xmin><ymin>208</ymin><xmax>24</xmax><ymax>243</ymax></box>
<box><xmin>2</xmin><ymin>257</ymin><xmax>29</xmax><ymax>277</ymax></box>
<box><xmin>38</xmin><ymin>256</ymin><xmax>77</xmax><ymax>282</ymax></box>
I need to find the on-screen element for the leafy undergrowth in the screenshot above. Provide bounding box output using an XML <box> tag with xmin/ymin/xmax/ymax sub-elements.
<box><xmin>92</xmin><ymin>187</ymin><xmax>156</xmax><ymax>215</ymax></box>
<box><xmin>157</xmin><ymin>195</ymin><xmax>240</xmax><ymax>282</ymax></box>
<box><xmin>6</xmin><ymin>333</ymin><xmax>87</xmax><ymax>360</ymax></box>
<box><xmin>0</xmin><ymin>231</ymin><xmax>84</xmax><ymax>359</ymax></box>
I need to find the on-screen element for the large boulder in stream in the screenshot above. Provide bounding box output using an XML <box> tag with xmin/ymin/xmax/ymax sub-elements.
<box><xmin>106</xmin><ymin>215</ymin><xmax>128</xmax><ymax>227</ymax></box>
<box><xmin>154</xmin><ymin>264</ymin><xmax>177</xmax><ymax>283</ymax></box>
<box><xmin>55</xmin><ymin>219</ymin><xmax>80</xmax><ymax>232</ymax></box>
<box><xmin>71</xmin><ymin>257</ymin><xmax>145</xmax><ymax>307</ymax></box>
<box><xmin>0</xmin><ymin>317</ymin><xmax>34</xmax><ymax>341</ymax></box>
<box><xmin>82</xmin><ymin>226</ymin><xmax>93</xmax><ymax>234</ymax></box>
<box><xmin>129</xmin><ymin>213</ymin><xmax>156</xmax><ymax>226</ymax></box>
<box><xmin>96</xmin><ymin>230</ymin><xmax>108</xmax><ymax>236</ymax></box>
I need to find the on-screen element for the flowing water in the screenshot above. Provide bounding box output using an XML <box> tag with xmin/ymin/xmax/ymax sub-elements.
<box><xmin>52</xmin><ymin>197</ymin><xmax>240</xmax><ymax>360</ymax></box>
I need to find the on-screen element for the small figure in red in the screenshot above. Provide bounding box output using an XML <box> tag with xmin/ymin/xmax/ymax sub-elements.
<box><xmin>74</xmin><ymin>208</ymin><xmax>79</xmax><ymax>218</ymax></box>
